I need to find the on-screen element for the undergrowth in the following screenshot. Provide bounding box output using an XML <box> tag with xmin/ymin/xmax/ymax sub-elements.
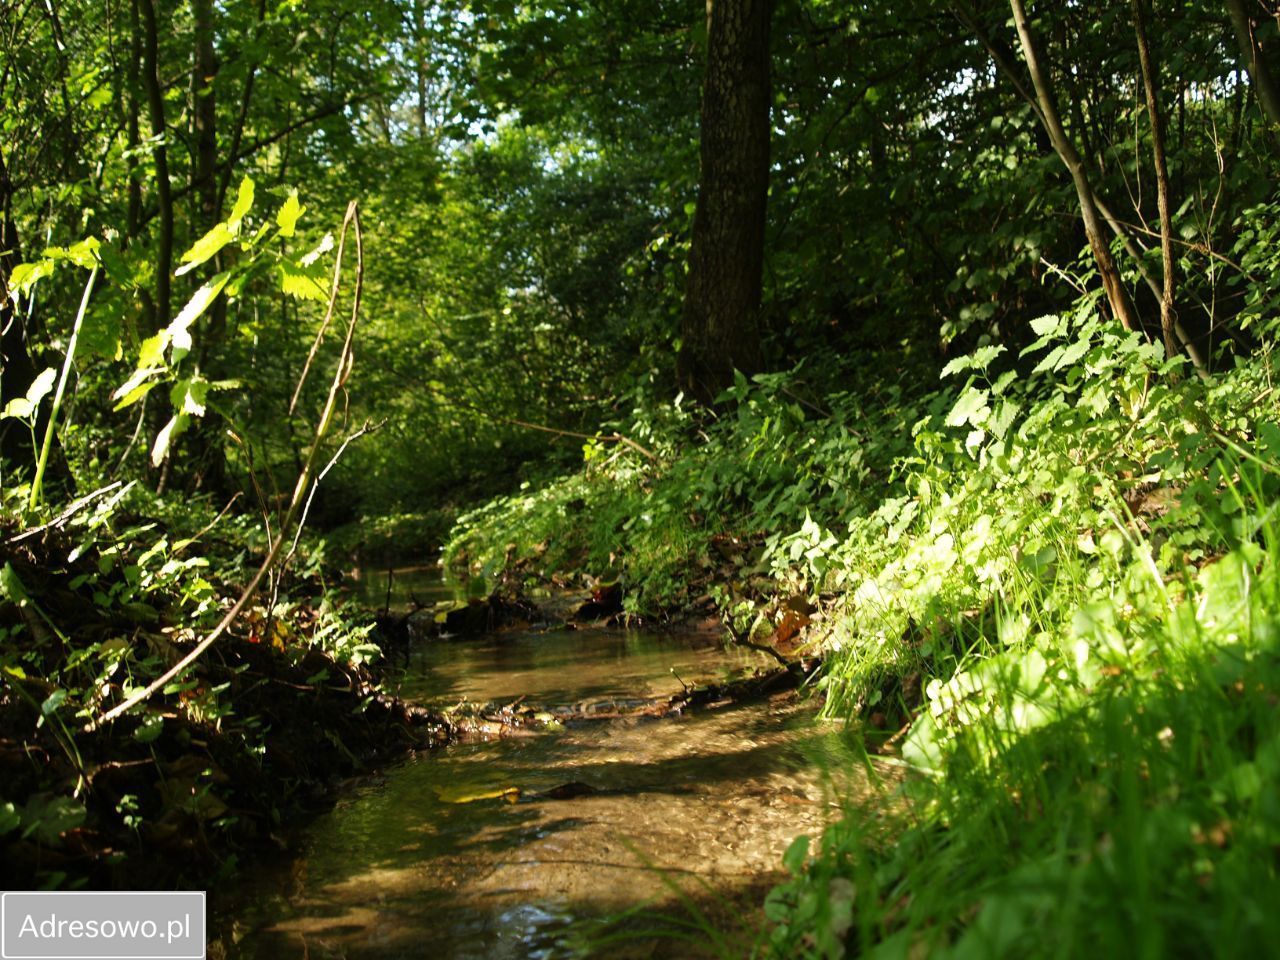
<box><xmin>449</xmin><ymin>285</ymin><xmax>1280</xmax><ymax>955</ymax></box>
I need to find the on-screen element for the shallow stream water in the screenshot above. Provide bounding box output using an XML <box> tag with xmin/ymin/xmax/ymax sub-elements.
<box><xmin>222</xmin><ymin>571</ymin><xmax>881</xmax><ymax>958</ymax></box>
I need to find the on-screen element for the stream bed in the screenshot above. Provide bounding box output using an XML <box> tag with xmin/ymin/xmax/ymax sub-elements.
<box><xmin>220</xmin><ymin>572</ymin><xmax>882</xmax><ymax>958</ymax></box>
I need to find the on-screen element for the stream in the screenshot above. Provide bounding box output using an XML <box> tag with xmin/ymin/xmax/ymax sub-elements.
<box><xmin>219</xmin><ymin>568</ymin><xmax>882</xmax><ymax>958</ymax></box>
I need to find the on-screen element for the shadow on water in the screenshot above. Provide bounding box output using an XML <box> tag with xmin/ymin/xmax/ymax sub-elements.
<box><xmin>220</xmin><ymin>571</ymin><xmax>893</xmax><ymax>959</ymax></box>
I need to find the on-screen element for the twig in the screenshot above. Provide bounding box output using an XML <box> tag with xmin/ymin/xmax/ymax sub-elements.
<box><xmin>172</xmin><ymin>491</ymin><xmax>242</xmax><ymax>556</ymax></box>
<box><xmin>501</xmin><ymin>416</ymin><xmax>659</xmax><ymax>462</ymax></box>
<box><xmin>288</xmin><ymin>198</ymin><xmax>356</xmax><ymax>417</ymax></box>
<box><xmin>8</xmin><ymin>480</ymin><xmax>129</xmax><ymax>544</ymax></box>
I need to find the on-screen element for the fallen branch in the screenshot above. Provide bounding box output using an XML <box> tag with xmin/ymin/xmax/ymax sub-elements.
<box><xmin>7</xmin><ymin>480</ymin><xmax>130</xmax><ymax>544</ymax></box>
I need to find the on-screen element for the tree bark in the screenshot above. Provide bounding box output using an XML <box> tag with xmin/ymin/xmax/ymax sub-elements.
<box><xmin>678</xmin><ymin>0</ymin><xmax>772</xmax><ymax>404</ymax></box>
<box><xmin>1008</xmin><ymin>0</ymin><xmax>1141</xmax><ymax>333</ymax></box>
<box><xmin>191</xmin><ymin>0</ymin><xmax>218</xmax><ymax>230</ymax></box>
<box><xmin>1132</xmin><ymin>0</ymin><xmax>1179</xmax><ymax>362</ymax></box>
<box><xmin>1225</xmin><ymin>0</ymin><xmax>1280</xmax><ymax>149</ymax></box>
<box><xmin>138</xmin><ymin>0</ymin><xmax>173</xmax><ymax>329</ymax></box>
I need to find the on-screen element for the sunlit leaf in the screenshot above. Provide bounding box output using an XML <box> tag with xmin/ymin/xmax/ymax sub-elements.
<box><xmin>113</xmin><ymin>365</ymin><xmax>163</xmax><ymax>407</ymax></box>
<box><xmin>150</xmin><ymin>413</ymin><xmax>190</xmax><ymax>466</ymax></box>
<box><xmin>228</xmin><ymin>176</ymin><xmax>255</xmax><ymax>226</ymax></box>
<box><xmin>170</xmin><ymin>378</ymin><xmax>210</xmax><ymax>417</ymax></box>
<box><xmin>112</xmin><ymin>378</ymin><xmax>160</xmax><ymax>412</ymax></box>
<box><xmin>276</xmin><ymin>191</ymin><xmax>304</xmax><ymax>237</ymax></box>
<box><xmin>300</xmin><ymin>233</ymin><xmax>334</xmax><ymax>267</ymax></box>
<box><xmin>278</xmin><ymin>260</ymin><xmax>327</xmax><ymax>301</ymax></box>
<box><xmin>176</xmin><ymin>223</ymin><xmax>233</xmax><ymax>276</ymax></box>
<box><xmin>25</xmin><ymin>367</ymin><xmax>57</xmax><ymax>407</ymax></box>
<box><xmin>1030</xmin><ymin>314</ymin><xmax>1063</xmax><ymax>337</ymax></box>
<box><xmin>167</xmin><ymin>271</ymin><xmax>231</xmax><ymax>362</ymax></box>
<box><xmin>2</xmin><ymin>398</ymin><xmax>33</xmax><ymax>420</ymax></box>
<box><xmin>8</xmin><ymin>260</ymin><xmax>56</xmax><ymax>298</ymax></box>
<box><xmin>946</xmin><ymin>386</ymin><xmax>990</xmax><ymax>428</ymax></box>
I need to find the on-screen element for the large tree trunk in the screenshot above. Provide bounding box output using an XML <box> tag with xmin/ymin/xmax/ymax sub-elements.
<box><xmin>1225</xmin><ymin>0</ymin><xmax>1280</xmax><ymax>149</ymax></box>
<box><xmin>677</xmin><ymin>0</ymin><xmax>772</xmax><ymax>404</ymax></box>
<box><xmin>1008</xmin><ymin>0</ymin><xmax>1141</xmax><ymax>334</ymax></box>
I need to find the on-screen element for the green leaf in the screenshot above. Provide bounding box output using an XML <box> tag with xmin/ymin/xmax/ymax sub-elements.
<box><xmin>44</xmin><ymin>238</ymin><xmax>100</xmax><ymax>269</ymax></box>
<box><xmin>0</xmin><ymin>563</ymin><xmax>30</xmax><ymax>606</ymax></box>
<box><xmin>1030</xmin><ymin>314</ymin><xmax>1063</xmax><ymax>337</ymax></box>
<box><xmin>301</xmin><ymin>233</ymin><xmax>334</xmax><ymax>267</ymax></box>
<box><xmin>112</xmin><ymin>377</ymin><xmax>160</xmax><ymax>412</ymax></box>
<box><xmin>946</xmin><ymin>386</ymin><xmax>990</xmax><ymax>428</ymax></box>
<box><xmin>783</xmin><ymin>835</ymin><xmax>810</xmax><ymax>874</ymax></box>
<box><xmin>175</xmin><ymin>223</ymin><xmax>233</xmax><ymax>276</ymax></box>
<box><xmin>276</xmin><ymin>191</ymin><xmax>304</xmax><ymax>237</ymax></box>
<box><xmin>151</xmin><ymin>413</ymin><xmax>190</xmax><ymax>466</ymax></box>
<box><xmin>20</xmin><ymin>793</ymin><xmax>86</xmax><ymax>845</ymax></box>
<box><xmin>133</xmin><ymin>713</ymin><xmax>165</xmax><ymax>744</ymax></box>
<box><xmin>228</xmin><ymin>176</ymin><xmax>255</xmax><ymax>226</ymax></box>
<box><xmin>25</xmin><ymin>367</ymin><xmax>58</xmax><ymax>408</ymax></box>
<box><xmin>40</xmin><ymin>689</ymin><xmax>67</xmax><ymax>716</ymax></box>
<box><xmin>969</xmin><ymin>344</ymin><xmax>1007</xmax><ymax>371</ymax></box>
<box><xmin>278</xmin><ymin>260</ymin><xmax>328</xmax><ymax>301</ymax></box>
<box><xmin>112</xmin><ymin>364</ymin><xmax>164</xmax><ymax>408</ymax></box>
<box><xmin>170</xmin><ymin>378</ymin><xmax>210</xmax><ymax>417</ymax></box>
<box><xmin>0</xmin><ymin>802</ymin><xmax>19</xmax><ymax>836</ymax></box>
<box><xmin>1052</xmin><ymin>338</ymin><xmax>1090</xmax><ymax>371</ymax></box>
<box><xmin>1</xmin><ymin>398</ymin><xmax>34</xmax><ymax>420</ymax></box>
<box><xmin>8</xmin><ymin>259</ymin><xmax>56</xmax><ymax>297</ymax></box>
<box><xmin>167</xmin><ymin>271</ymin><xmax>231</xmax><ymax>361</ymax></box>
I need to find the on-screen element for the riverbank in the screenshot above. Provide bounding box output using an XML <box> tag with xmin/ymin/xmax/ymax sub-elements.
<box><xmin>444</xmin><ymin>310</ymin><xmax>1280</xmax><ymax>955</ymax></box>
<box><xmin>0</xmin><ymin>491</ymin><xmax>454</xmax><ymax>891</ymax></box>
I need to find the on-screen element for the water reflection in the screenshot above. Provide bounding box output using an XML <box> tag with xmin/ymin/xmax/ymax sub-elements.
<box><xmin>226</xmin><ymin>575</ymin><xmax>889</xmax><ymax>959</ymax></box>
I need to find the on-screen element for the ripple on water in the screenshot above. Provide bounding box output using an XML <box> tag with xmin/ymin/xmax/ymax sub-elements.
<box><xmin>222</xmin><ymin>603</ymin><xmax>892</xmax><ymax>959</ymax></box>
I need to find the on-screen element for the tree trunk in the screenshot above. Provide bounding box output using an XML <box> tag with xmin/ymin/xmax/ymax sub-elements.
<box><xmin>1132</xmin><ymin>0</ymin><xmax>1179</xmax><ymax>362</ymax></box>
<box><xmin>956</xmin><ymin>0</ymin><xmax>1208</xmax><ymax>374</ymax></box>
<box><xmin>1008</xmin><ymin>0</ymin><xmax>1141</xmax><ymax>333</ymax></box>
<box><xmin>1225</xmin><ymin>0</ymin><xmax>1280</xmax><ymax>149</ymax></box>
<box><xmin>191</xmin><ymin>0</ymin><xmax>218</xmax><ymax>229</ymax></box>
<box><xmin>138</xmin><ymin>0</ymin><xmax>173</xmax><ymax>329</ymax></box>
<box><xmin>677</xmin><ymin>0</ymin><xmax>772</xmax><ymax>404</ymax></box>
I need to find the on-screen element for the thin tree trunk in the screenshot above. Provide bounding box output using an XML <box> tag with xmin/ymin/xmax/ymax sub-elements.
<box><xmin>678</xmin><ymin>0</ymin><xmax>772</xmax><ymax>404</ymax></box>
<box><xmin>1132</xmin><ymin>0</ymin><xmax>1178</xmax><ymax>361</ymax></box>
<box><xmin>1008</xmin><ymin>0</ymin><xmax>1141</xmax><ymax>333</ymax></box>
<box><xmin>191</xmin><ymin>0</ymin><xmax>218</xmax><ymax>229</ymax></box>
<box><xmin>216</xmin><ymin>0</ymin><xmax>266</xmax><ymax>214</ymax></box>
<box><xmin>955</xmin><ymin>0</ymin><xmax>1208</xmax><ymax>373</ymax></box>
<box><xmin>126</xmin><ymin>0</ymin><xmax>143</xmax><ymax>244</ymax></box>
<box><xmin>1225</xmin><ymin>0</ymin><xmax>1280</xmax><ymax>149</ymax></box>
<box><xmin>138</xmin><ymin>0</ymin><xmax>173</xmax><ymax>329</ymax></box>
